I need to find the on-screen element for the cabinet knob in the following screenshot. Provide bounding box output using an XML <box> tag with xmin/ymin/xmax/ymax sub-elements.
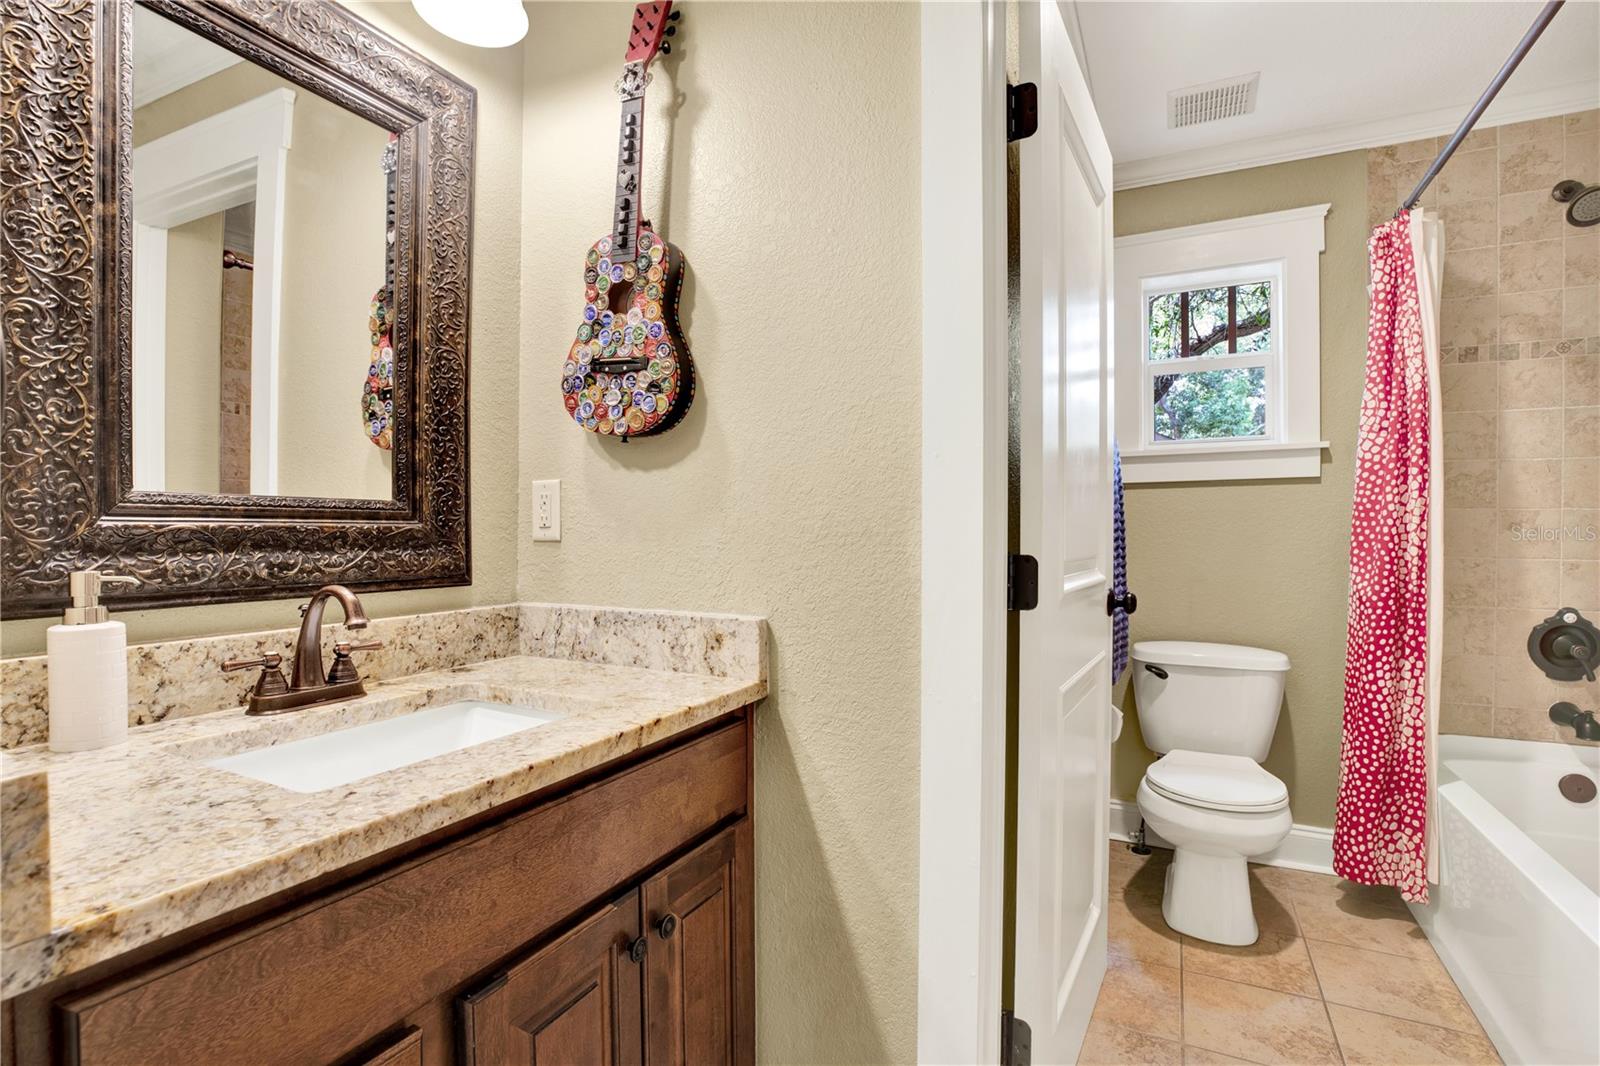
<box><xmin>627</xmin><ymin>935</ymin><xmax>648</xmax><ymax>963</ymax></box>
<box><xmin>656</xmin><ymin>912</ymin><xmax>678</xmax><ymax>940</ymax></box>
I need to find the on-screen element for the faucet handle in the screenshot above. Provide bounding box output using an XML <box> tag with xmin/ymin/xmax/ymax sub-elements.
<box><xmin>222</xmin><ymin>652</ymin><xmax>284</xmax><ymax>672</ymax></box>
<box><xmin>328</xmin><ymin>639</ymin><xmax>383</xmax><ymax>685</ymax></box>
<box><xmin>221</xmin><ymin>653</ymin><xmax>289</xmax><ymax>701</ymax></box>
<box><xmin>332</xmin><ymin>640</ymin><xmax>383</xmax><ymax>655</ymax></box>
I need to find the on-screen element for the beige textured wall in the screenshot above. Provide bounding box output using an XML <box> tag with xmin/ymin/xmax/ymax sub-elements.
<box><xmin>162</xmin><ymin>212</ymin><xmax>224</xmax><ymax>495</ymax></box>
<box><xmin>272</xmin><ymin>79</ymin><xmax>392</xmax><ymax>501</ymax></box>
<box><xmin>1369</xmin><ymin>111</ymin><xmax>1600</xmax><ymax>744</ymax></box>
<box><xmin>133</xmin><ymin>59</ymin><xmax>393</xmax><ymax>501</ymax></box>
<box><xmin>0</xmin><ymin>0</ymin><xmax>524</xmax><ymax>656</ymax></box>
<box><xmin>518</xmin><ymin>4</ymin><xmax>921</xmax><ymax>1060</ymax></box>
<box><xmin>1111</xmin><ymin>152</ymin><xmax>1370</xmax><ymax>829</ymax></box>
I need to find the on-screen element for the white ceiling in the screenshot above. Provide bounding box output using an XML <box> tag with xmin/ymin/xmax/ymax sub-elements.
<box><xmin>1071</xmin><ymin>1</ymin><xmax>1600</xmax><ymax>189</ymax></box>
<box><xmin>132</xmin><ymin>6</ymin><xmax>243</xmax><ymax>110</ymax></box>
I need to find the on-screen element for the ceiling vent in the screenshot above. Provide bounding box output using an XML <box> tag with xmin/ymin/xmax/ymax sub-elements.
<box><xmin>1167</xmin><ymin>73</ymin><xmax>1260</xmax><ymax>129</ymax></box>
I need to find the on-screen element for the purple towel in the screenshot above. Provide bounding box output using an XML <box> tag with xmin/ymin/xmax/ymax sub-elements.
<box><xmin>1111</xmin><ymin>440</ymin><xmax>1129</xmax><ymax>681</ymax></box>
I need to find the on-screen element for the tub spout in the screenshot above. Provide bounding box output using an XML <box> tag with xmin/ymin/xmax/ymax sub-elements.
<box><xmin>1548</xmin><ymin>702</ymin><xmax>1600</xmax><ymax>741</ymax></box>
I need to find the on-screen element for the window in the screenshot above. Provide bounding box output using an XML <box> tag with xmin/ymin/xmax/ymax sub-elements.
<box><xmin>1146</xmin><ymin>279</ymin><xmax>1273</xmax><ymax>443</ymax></box>
<box><xmin>1115</xmin><ymin>205</ymin><xmax>1329</xmax><ymax>483</ymax></box>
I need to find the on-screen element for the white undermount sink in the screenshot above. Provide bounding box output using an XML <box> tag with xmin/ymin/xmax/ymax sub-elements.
<box><xmin>202</xmin><ymin>700</ymin><xmax>564</xmax><ymax>793</ymax></box>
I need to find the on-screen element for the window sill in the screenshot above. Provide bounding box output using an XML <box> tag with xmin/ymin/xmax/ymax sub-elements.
<box><xmin>1121</xmin><ymin>440</ymin><xmax>1328</xmax><ymax>484</ymax></box>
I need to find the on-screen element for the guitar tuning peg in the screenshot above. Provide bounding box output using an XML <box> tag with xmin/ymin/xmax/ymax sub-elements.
<box><xmin>660</xmin><ymin>41</ymin><xmax>671</xmax><ymax>54</ymax></box>
<box><xmin>665</xmin><ymin>25</ymin><xmax>676</xmax><ymax>36</ymax></box>
<box><xmin>668</xmin><ymin>9</ymin><xmax>681</xmax><ymax>20</ymax></box>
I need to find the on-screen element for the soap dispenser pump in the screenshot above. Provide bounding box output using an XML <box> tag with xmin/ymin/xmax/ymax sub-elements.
<box><xmin>47</xmin><ymin>570</ymin><xmax>140</xmax><ymax>752</ymax></box>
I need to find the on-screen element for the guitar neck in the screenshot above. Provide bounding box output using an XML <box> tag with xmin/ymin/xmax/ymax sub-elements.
<box><xmin>611</xmin><ymin>67</ymin><xmax>647</xmax><ymax>262</ymax></box>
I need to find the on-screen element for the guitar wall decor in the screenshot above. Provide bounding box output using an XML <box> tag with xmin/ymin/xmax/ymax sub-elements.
<box><xmin>560</xmin><ymin>1</ymin><xmax>693</xmax><ymax>441</ymax></box>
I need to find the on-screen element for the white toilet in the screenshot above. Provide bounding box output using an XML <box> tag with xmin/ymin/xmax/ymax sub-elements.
<box><xmin>1131</xmin><ymin>640</ymin><xmax>1292</xmax><ymax>946</ymax></box>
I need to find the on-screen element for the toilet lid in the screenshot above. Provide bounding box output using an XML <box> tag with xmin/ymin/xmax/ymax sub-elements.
<box><xmin>1145</xmin><ymin>750</ymin><xmax>1289</xmax><ymax>813</ymax></box>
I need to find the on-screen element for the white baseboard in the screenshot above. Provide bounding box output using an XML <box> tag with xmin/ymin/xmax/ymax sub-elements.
<box><xmin>1108</xmin><ymin>798</ymin><xmax>1335</xmax><ymax>875</ymax></box>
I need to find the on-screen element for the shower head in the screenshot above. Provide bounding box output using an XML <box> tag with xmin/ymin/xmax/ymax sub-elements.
<box><xmin>1552</xmin><ymin>179</ymin><xmax>1600</xmax><ymax>227</ymax></box>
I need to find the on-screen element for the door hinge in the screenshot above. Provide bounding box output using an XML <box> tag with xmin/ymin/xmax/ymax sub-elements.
<box><xmin>1008</xmin><ymin>554</ymin><xmax>1039</xmax><ymax>612</ymax></box>
<box><xmin>1007</xmin><ymin>82</ymin><xmax>1038</xmax><ymax>141</ymax></box>
<box><xmin>1001</xmin><ymin>1010</ymin><xmax>1032</xmax><ymax>1066</ymax></box>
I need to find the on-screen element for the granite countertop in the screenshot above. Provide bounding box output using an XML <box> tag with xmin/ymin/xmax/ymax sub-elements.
<box><xmin>0</xmin><ymin>610</ymin><xmax>766</xmax><ymax>1000</ymax></box>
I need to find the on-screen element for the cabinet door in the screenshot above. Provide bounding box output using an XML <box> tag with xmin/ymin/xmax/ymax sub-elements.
<box><xmin>459</xmin><ymin>894</ymin><xmax>644</xmax><ymax>1066</ymax></box>
<box><xmin>641</xmin><ymin>821</ymin><xmax>754</xmax><ymax>1066</ymax></box>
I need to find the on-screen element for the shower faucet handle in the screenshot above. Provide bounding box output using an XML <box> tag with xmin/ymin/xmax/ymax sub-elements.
<box><xmin>1528</xmin><ymin>608</ymin><xmax>1600</xmax><ymax>682</ymax></box>
<box><xmin>1567</xmin><ymin>641</ymin><xmax>1597</xmax><ymax>682</ymax></box>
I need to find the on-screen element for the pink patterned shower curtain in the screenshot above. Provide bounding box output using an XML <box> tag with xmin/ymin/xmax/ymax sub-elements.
<box><xmin>1335</xmin><ymin>210</ymin><xmax>1443</xmax><ymax>904</ymax></box>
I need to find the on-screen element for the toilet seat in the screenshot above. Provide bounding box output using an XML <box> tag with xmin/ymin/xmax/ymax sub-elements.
<box><xmin>1145</xmin><ymin>749</ymin><xmax>1288</xmax><ymax>814</ymax></box>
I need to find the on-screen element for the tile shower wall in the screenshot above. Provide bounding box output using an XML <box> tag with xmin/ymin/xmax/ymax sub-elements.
<box><xmin>1369</xmin><ymin>110</ymin><xmax>1600</xmax><ymax>745</ymax></box>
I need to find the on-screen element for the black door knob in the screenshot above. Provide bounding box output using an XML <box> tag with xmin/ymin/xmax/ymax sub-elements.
<box><xmin>656</xmin><ymin>912</ymin><xmax>678</xmax><ymax>940</ymax></box>
<box><xmin>1106</xmin><ymin>590</ymin><xmax>1137</xmax><ymax>616</ymax></box>
<box><xmin>627</xmin><ymin>935</ymin><xmax>648</xmax><ymax>963</ymax></box>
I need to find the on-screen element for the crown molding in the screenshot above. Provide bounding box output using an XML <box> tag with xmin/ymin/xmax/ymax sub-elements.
<box><xmin>1113</xmin><ymin>80</ymin><xmax>1600</xmax><ymax>191</ymax></box>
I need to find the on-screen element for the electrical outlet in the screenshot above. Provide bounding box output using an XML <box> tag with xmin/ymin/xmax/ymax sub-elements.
<box><xmin>532</xmin><ymin>479</ymin><xmax>561</xmax><ymax>541</ymax></box>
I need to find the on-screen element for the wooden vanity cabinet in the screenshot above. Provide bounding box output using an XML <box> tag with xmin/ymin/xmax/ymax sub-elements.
<box><xmin>458</xmin><ymin>894</ymin><xmax>645</xmax><ymax>1066</ymax></box>
<box><xmin>458</xmin><ymin>821</ymin><xmax>754</xmax><ymax>1066</ymax></box>
<box><xmin>355</xmin><ymin>1029</ymin><xmax>425</xmax><ymax>1066</ymax></box>
<box><xmin>641</xmin><ymin>822</ymin><xmax>753</xmax><ymax>1066</ymax></box>
<box><xmin>8</xmin><ymin>711</ymin><xmax>754</xmax><ymax>1066</ymax></box>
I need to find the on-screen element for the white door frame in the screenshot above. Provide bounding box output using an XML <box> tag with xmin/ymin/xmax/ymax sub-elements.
<box><xmin>917</xmin><ymin>2</ymin><xmax>1011</xmax><ymax>1062</ymax></box>
<box><xmin>131</xmin><ymin>87</ymin><xmax>294</xmax><ymax>494</ymax></box>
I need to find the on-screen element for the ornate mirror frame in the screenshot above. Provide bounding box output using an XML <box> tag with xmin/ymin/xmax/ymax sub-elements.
<box><xmin>0</xmin><ymin>0</ymin><xmax>475</xmax><ymax>618</ymax></box>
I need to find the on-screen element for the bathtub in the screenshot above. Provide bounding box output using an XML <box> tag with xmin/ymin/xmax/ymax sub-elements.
<box><xmin>1408</xmin><ymin>735</ymin><xmax>1599</xmax><ymax>1066</ymax></box>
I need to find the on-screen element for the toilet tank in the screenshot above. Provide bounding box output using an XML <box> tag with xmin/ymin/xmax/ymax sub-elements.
<box><xmin>1130</xmin><ymin>641</ymin><xmax>1290</xmax><ymax>762</ymax></box>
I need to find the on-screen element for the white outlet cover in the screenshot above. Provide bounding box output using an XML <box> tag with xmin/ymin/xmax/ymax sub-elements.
<box><xmin>531</xmin><ymin>479</ymin><xmax>561</xmax><ymax>541</ymax></box>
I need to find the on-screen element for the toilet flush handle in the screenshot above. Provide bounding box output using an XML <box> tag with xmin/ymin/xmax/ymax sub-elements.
<box><xmin>1143</xmin><ymin>664</ymin><xmax>1169</xmax><ymax>680</ymax></box>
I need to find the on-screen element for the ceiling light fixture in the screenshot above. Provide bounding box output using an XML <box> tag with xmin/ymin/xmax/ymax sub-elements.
<box><xmin>411</xmin><ymin>0</ymin><xmax>528</xmax><ymax>49</ymax></box>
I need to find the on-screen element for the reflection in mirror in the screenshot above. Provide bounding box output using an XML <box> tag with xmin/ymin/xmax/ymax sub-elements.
<box><xmin>130</xmin><ymin>4</ymin><xmax>397</xmax><ymax>501</ymax></box>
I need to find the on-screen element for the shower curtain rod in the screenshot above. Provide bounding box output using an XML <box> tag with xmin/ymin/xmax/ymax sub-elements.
<box><xmin>1398</xmin><ymin>0</ymin><xmax>1566</xmax><ymax>216</ymax></box>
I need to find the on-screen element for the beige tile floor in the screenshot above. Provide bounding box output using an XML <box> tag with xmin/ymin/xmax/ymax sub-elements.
<box><xmin>1083</xmin><ymin>843</ymin><xmax>1501</xmax><ymax>1066</ymax></box>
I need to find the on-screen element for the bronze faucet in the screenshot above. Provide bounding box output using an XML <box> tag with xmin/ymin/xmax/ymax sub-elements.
<box><xmin>223</xmin><ymin>585</ymin><xmax>384</xmax><ymax>715</ymax></box>
<box><xmin>291</xmin><ymin>584</ymin><xmax>370</xmax><ymax>688</ymax></box>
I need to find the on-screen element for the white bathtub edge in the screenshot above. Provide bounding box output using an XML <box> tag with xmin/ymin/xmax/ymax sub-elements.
<box><xmin>1406</xmin><ymin>897</ymin><xmax>1519</xmax><ymax>1064</ymax></box>
<box><xmin>1415</xmin><ymin>735</ymin><xmax>1600</xmax><ymax>1066</ymax></box>
<box><xmin>1436</xmin><ymin>774</ymin><xmax>1600</xmax><ymax>941</ymax></box>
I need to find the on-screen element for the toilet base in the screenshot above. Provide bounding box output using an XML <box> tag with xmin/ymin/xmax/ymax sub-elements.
<box><xmin>1162</xmin><ymin>848</ymin><xmax>1259</xmax><ymax>946</ymax></box>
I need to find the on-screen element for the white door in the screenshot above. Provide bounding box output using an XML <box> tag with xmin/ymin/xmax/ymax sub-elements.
<box><xmin>1014</xmin><ymin>2</ymin><xmax>1115</xmax><ymax>1062</ymax></box>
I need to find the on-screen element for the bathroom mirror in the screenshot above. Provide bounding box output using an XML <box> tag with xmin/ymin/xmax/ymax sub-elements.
<box><xmin>130</xmin><ymin>5</ymin><xmax>397</xmax><ymax>500</ymax></box>
<box><xmin>0</xmin><ymin>0</ymin><xmax>475</xmax><ymax>616</ymax></box>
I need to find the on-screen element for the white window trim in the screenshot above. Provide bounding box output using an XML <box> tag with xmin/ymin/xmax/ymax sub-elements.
<box><xmin>1114</xmin><ymin>203</ymin><xmax>1330</xmax><ymax>483</ymax></box>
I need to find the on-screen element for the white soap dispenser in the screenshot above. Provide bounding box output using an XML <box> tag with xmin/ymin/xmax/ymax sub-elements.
<box><xmin>47</xmin><ymin>570</ymin><xmax>140</xmax><ymax>753</ymax></box>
